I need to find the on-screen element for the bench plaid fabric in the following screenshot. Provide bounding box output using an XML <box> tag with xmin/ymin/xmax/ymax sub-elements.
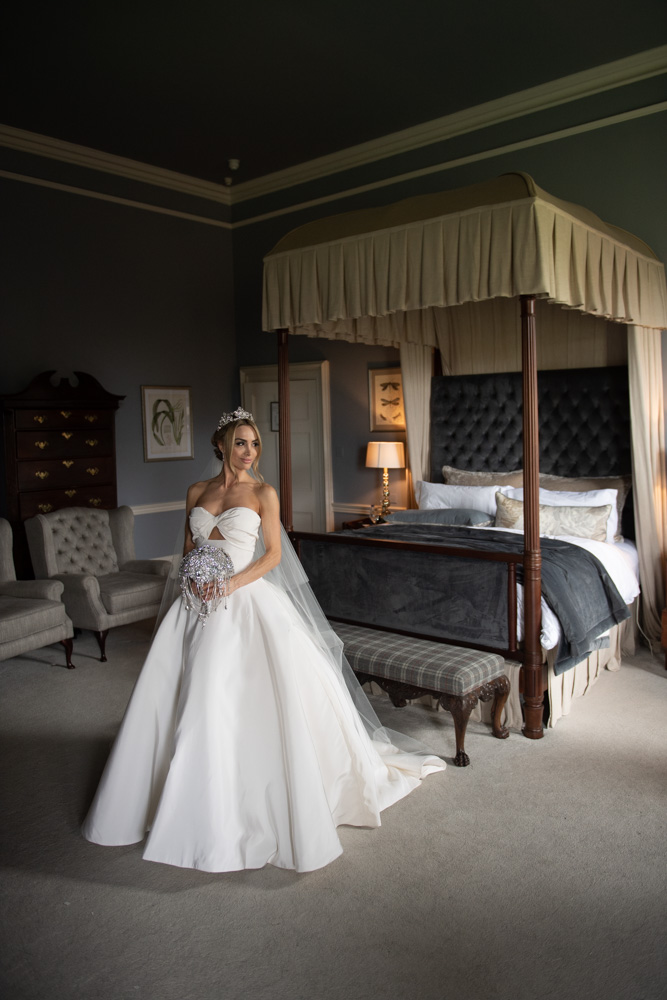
<box><xmin>333</xmin><ymin>622</ymin><xmax>505</xmax><ymax>697</ymax></box>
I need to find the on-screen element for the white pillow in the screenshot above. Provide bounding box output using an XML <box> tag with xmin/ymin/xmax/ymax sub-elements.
<box><xmin>416</xmin><ymin>481</ymin><xmax>501</xmax><ymax>516</ymax></box>
<box><xmin>501</xmin><ymin>486</ymin><xmax>618</xmax><ymax>543</ymax></box>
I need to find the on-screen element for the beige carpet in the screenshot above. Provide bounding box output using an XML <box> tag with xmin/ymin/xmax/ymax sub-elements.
<box><xmin>0</xmin><ymin>623</ymin><xmax>665</xmax><ymax>1000</ymax></box>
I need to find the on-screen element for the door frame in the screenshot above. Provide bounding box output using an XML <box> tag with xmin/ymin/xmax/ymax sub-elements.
<box><xmin>239</xmin><ymin>361</ymin><xmax>334</xmax><ymax>531</ymax></box>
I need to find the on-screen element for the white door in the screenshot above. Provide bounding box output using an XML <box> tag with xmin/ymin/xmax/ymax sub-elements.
<box><xmin>240</xmin><ymin>362</ymin><xmax>333</xmax><ymax>532</ymax></box>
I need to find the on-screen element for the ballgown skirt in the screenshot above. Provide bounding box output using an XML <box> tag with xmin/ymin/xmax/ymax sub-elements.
<box><xmin>82</xmin><ymin>533</ymin><xmax>444</xmax><ymax>873</ymax></box>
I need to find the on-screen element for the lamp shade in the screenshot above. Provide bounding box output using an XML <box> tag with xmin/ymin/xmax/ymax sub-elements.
<box><xmin>365</xmin><ymin>441</ymin><xmax>405</xmax><ymax>469</ymax></box>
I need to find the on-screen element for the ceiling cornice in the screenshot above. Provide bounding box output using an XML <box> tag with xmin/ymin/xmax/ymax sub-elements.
<box><xmin>0</xmin><ymin>124</ymin><xmax>233</xmax><ymax>206</ymax></box>
<box><xmin>1</xmin><ymin>45</ymin><xmax>665</xmax><ymax>209</ymax></box>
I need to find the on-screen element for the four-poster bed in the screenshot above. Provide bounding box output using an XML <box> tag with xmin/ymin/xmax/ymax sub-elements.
<box><xmin>262</xmin><ymin>172</ymin><xmax>667</xmax><ymax>740</ymax></box>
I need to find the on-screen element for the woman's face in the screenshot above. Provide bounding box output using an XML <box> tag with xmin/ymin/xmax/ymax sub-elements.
<box><xmin>230</xmin><ymin>423</ymin><xmax>259</xmax><ymax>474</ymax></box>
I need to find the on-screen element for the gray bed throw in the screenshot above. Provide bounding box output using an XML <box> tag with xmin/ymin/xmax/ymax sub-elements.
<box><xmin>297</xmin><ymin>524</ymin><xmax>631</xmax><ymax>674</ymax></box>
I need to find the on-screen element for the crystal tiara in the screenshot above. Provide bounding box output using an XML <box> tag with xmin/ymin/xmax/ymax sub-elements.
<box><xmin>217</xmin><ymin>407</ymin><xmax>254</xmax><ymax>430</ymax></box>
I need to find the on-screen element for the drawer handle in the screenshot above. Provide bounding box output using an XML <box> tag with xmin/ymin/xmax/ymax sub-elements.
<box><xmin>85</xmin><ymin>439</ymin><xmax>99</xmax><ymax>447</ymax></box>
<box><xmin>61</xmin><ymin>431</ymin><xmax>73</xmax><ymax>440</ymax></box>
<box><xmin>89</xmin><ymin>498</ymin><xmax>102</xmax><ymax>507</ymax></box>
<box><xmin>86</xmin><ymin>467</ymin><xmax>100</xmax><ymax>476</ymax></box>
<box><xmin>65</xmin><ymin>490</ymin><xmax>77</xmax><ymax>498</ymax></box>
<box><xmin>62</xmin><ymin>460</ymin><xmax>74</xmax><ymax>468</ymax></box>
<box><xmin>61</xmin><ymin>410</ymin><xmax>71</xmax><ymax>419</ymax></box>
<box><xmin>84</xmin><ymin>414</ymin><xmax>98</xmax><ymax>423</ymax></box>
<box><xmin>35</xmin><ymin>471</ymin><xmax>49</xmax><ymax>480</ymax></box>
<box><xmin>38</xmin><ymin>504</ymin><xmax>54</xmax><ymax>513</ymax></box>
<box><xmin>35</xmin><ymin>441</ymin><xmax>49</xmax><ymax>450</ymax></box>
<box><xmin>33</xmin><ymin>415</ymin><xmax>46</xmax><ymax>424</ymax></box>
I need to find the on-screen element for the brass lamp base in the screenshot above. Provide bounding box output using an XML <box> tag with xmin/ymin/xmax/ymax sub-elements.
<box><xmin>380</xmin><ymin>467</ymin><xmax>391</xmax><ymax>517</ymax></box>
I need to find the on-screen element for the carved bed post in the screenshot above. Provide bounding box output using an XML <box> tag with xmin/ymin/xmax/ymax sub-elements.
<box><xmin>277</xmin><ymin>329</ymin><xmax>293</xmax><ymax>532</ymax></box>
<box><xmin>520</xmin><ymin>295</ymin><xmax>544</xmax><ymax>739</ymax></box>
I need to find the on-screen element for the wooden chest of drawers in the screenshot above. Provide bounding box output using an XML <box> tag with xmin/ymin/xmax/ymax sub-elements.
<box><xmin>1</xmin><ymin>371</ymin><xmax>124</xmax><ymax>576</ymax></box>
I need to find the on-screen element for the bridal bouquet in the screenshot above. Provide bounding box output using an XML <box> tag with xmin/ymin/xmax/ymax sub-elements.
<box><xmin>179</xmin><ymin>544</ymin><xmax>235</xmax><ymax>625</ymax></box>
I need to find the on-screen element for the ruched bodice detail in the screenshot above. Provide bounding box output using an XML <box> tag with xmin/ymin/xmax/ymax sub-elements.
<box><xmin>190</xmin><ymin>506</ymin><xmax>260</xmax><ymax>572</ymax></box>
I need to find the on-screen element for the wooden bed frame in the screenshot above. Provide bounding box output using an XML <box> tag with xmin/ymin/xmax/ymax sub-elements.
<box><xmin>276</xmin><ymin>296</ymin><xmax>547</xmax><ymax>736</ymax></box>
<box><xmin>275</xmin><ymin>304</ymin><xmax>635</xmax><ymax>740</ymax></box>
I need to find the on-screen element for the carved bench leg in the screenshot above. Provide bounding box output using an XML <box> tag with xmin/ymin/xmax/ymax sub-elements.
<box><xmin>350</xmin><ymin>666</ymin><xmax>511</xmax><ymax>766</ymax></box>
<box><xmin>94</xmin><ymin>629</ymin><xmax>109</xmax><ymax>662</ymax></box>
<box><xmin>490</xmin><ymin>675</ymin><xmax>510</xmax><ymax>740</ymax></box>
<box><xmin>59</xmin><ymin>637</ymin><xmax>75</xmax><ymax>669</ymax></box>
<box><xmin>439</xmin><ymin>691</ymin><xmax>476</xmax><ymax>767</ymax></box>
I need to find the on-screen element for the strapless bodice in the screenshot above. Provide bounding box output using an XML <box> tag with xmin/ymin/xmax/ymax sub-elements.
<box><xmin>189</xmin><ymin>507</ymin><xmax>260</xmax><ymax>570</ymax></box>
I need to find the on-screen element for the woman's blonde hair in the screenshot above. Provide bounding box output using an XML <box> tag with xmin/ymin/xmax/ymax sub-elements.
<box><xmin>211</xmin><ymin>418</ymin><xmax>264</xmax><ymax>482</ymax></box>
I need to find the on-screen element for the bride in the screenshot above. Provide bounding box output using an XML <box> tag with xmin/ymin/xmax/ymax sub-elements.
<box><xmin>82</xmin><ymin>409</ymin><xmax>445</xmax><ymax>873</ymax></box>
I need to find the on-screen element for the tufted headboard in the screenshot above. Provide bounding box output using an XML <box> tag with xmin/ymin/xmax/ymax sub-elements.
<box><xmin>430</xmin><ymin>366</ymin><xmax>632</xmax><ymax>532</ymax></box>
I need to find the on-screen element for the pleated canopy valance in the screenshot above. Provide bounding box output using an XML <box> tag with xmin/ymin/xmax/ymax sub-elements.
<box><xmin>262</xmin><ymin>172</ymin><xmax>667</xmax><ymax>342</ymax></box>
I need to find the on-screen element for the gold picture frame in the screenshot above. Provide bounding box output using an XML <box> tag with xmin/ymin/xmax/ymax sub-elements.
<box><xmin>368</xmin><ymin>367</ymin><xmax>405</xmax><ymax>432</ymax></box>
<box><xmin>141</xmin><ymin>385</ymin><xmax>194</xmax><ymax>461</ymax></box>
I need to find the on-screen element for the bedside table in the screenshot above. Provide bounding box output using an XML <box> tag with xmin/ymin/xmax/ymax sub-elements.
<box><xmin>341</xmin><ymin>517</ymin><xmax>384</xmax><ymax>530</ymax></box>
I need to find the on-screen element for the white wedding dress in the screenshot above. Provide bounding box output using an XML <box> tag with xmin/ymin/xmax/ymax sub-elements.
<box><xmin>82</xmin><ymin>506</ymin><xmax>444</xmax><ymax>873</ymax></box>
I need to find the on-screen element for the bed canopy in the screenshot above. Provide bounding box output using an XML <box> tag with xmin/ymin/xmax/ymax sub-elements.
<box><xmin>263</xmin><ymin>171</ymin><xmax>667</xmax><ymax>340</ymax></box>
<box><xmin>262</xmin><ymin>172</ymin><xmax>667</xmax><ymax>736</ymax></box>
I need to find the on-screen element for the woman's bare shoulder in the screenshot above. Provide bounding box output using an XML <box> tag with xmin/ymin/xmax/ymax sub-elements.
<box><xmin>186</xmin><ymin>479</ymin><xmax>209</xmax><ymax>496</ymax></box>
<box><xmin>257</xmin><ymin>482</ymin><xmax>279</xmax><ymax>507</ymax></box>
<box><xmin>186</xmin><ymin>479</ymin><xmax>215</xmax><ymax>505</ymax></box>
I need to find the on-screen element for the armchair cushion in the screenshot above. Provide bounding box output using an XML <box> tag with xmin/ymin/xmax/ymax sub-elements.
<box><xmin>98</xmin><ymin>572</ymin><xmax>168</xmax><ymax>614</ymax></box>
<box><xmin>120</xmin><ymin>559</ymin><xmax>170</xmax><ymax>577</ymax></box>
<box><xmin>0</xmin><ymin>579</ymin><xmax>65</xmax><ymax>601</ymax></box>
<box><xmin>0</xmin><ymin>595</ymin><xmax>71</xmax><ymax>643</ymax></box>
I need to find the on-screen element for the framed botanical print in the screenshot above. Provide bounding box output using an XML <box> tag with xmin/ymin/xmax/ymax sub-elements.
<box><xmin>368</xmin><ymin>367</ymin><xmax>405</xmax><ymax>432</ymax></box>
<box><xmin>141</xmin><ymin>385</ymin><xmax>194</xmax><ymax>461</ymax></box>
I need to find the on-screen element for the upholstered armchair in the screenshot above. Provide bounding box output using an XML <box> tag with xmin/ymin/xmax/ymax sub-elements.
<box><xmin>25</xmin><ymin>506</ymin><xmax>169</xmax><ymax>661</ymax></box>
<box><xmin>0</xmin><ymin>518</ymin><xmax>74</xmax><ymax>668</ymax></box>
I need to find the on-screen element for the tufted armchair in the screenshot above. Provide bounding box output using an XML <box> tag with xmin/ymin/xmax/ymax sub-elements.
<box><xmin>0</xmin><ymin>518</ymin><xmax>74</xmax><ymax>668</ymax></box>
<box><xmin>25</xmin><ymin>506</ymin><xmax>169</xmax><ymax>661</ymax></box>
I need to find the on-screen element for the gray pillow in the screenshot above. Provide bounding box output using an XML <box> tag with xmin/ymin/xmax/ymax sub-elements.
<box><xmin>385</xmin><ymin>508</ymin><xmax>493</xmax><ymax>526</ymax></box>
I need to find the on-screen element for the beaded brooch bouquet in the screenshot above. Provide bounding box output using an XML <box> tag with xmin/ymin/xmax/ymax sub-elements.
<box><xmin>179</xmin><ymin>545</ymin><xmax>234</xmax><ymax>625</ymax></box>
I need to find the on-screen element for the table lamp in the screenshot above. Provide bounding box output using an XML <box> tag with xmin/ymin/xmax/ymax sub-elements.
<box><xmin>365</xmin><ymin>441</ymin><xmax>405</xmax><ymax>517</ymax></box>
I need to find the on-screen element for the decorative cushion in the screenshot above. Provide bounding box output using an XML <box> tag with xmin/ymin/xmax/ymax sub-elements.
<box><xmin>333</xmin><ymin>622</ymin><xmax>505</xmax><ymax>697</ymax></box>
<box><xmin>416</xmin><ymin>481</ymin><xmax>500</xmax><ymax>516</ymax></box>
<box><xmin>537</xmin><ymin>474</ymin><xmax>631</xmax><ymax>542</ymax></box>
<box><xmin>384</xmin><ymin>508</ymin><xmax>493</xmax><ymax>526</ymax></box>
<box><xmin>442</xmin><ymin>464</ymin><xmax>524</xmax><ymax>489</ymax></box>
<box><xmin>501</xmin><ymin>486</ymin><xmax>618</xmax><ymax>542</ymax></box>
<box><xmin>98</xmin><ymin>573</ymin><xmax>166</xmax><ymax>614</ymax></box>
<box><xmin>495</xmin><ymin>492</ymin><xmax>612</xmax><ymax>542</ymax></box>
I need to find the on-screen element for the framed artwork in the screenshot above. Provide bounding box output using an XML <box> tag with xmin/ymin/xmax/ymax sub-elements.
<box><xmin>141</xmin><ymin>385</ymin><xmax>194</xmax><ymax>461</ymax></box>
<box><xmin>368</xmin><ymin>367</ymin><xmax>405</xmax><ymax>431</ymax></box>
<box><xmin>270</xmin><ymin>401</ymin><xmax>280</xmax><ymax>432</ymax></box>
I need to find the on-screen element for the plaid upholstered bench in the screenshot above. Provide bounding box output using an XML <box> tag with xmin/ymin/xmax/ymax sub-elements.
<box><xmin>333</xmin><ymin>622</ymin><xmax>510</xmax><ymax>766</ymax></box>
